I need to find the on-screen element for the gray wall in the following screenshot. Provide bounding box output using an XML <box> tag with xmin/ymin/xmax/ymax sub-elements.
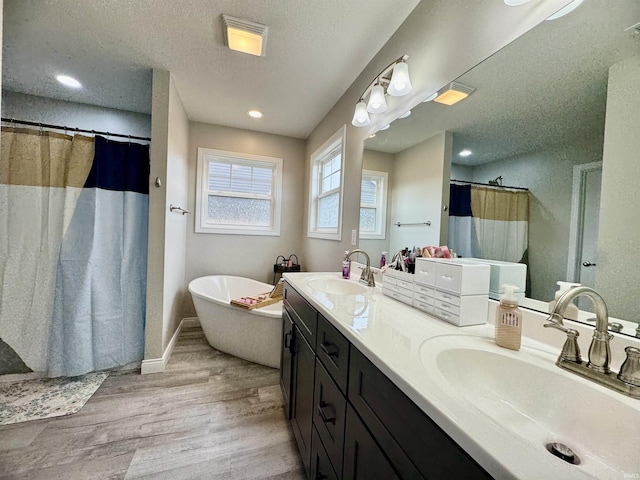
<box><xmin>144</xmin><ymin>70</ymin><xmax>189</xmax><ymax>361</ymax></box>
<box><xmin>183</xmin><ymin>122</ymin><xmax>306</xmax><ymax>317</ymax></box>
<box><xmin>596</xmin><ymin>54</ymin><xmax>640</xmax><ymax>321</ymax></box>
<box><xmin>2</xmin><ymin>90</ymin><xmax>150</xmax><ymax>137</ymax></box>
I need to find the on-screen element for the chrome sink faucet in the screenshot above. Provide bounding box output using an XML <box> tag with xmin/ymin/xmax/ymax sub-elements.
<box><xmin>544</xmin><ymin>286</ymin><xmax>640</xmax><ymax>399</ymax></box>
<box><xmin>344</xmin><ymin>249</ymin><xmax>376</xmax><ymax>287</ymax></box>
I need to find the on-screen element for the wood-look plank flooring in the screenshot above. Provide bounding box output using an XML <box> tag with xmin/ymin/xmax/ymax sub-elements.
<box><xmin>0</xmin><ymin>324</ymin><xmax>305</xmax><ymax>479</ymax></box>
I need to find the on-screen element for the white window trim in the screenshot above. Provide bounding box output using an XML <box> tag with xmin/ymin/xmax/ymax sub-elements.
<box><xmin>195</xmin><ymin>147</ymin><xmax>283</xmax><ymax>236</ymax></box>
<box><xmin>359</xmin><ymin>169</ymin><xmax>388</xmax><ymax>240</ymax></box>
<box><xmin>307</xmin><ymin>125</ymin><xmax>346</xmax><ymax>241</ymax></box>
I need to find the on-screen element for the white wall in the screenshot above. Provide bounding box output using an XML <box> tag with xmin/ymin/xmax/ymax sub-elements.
<box><xmin>360</xmin><ymin>149</ymin><xmax>394</xmax><ymax>258</ymax></box>
<box><xmin>183</xmin><ymin>122</ymin><xmax>306</xmax><ymax>317</ymax></box>
<box><xmin>389</xmin><ymin>132</ymin><xmax>451</xmax><ymax>254</ymax></box>
<box><xmin>468</xmin><ymin>145</ymin><xmax>601</xmax><ymax>303</ymax></box>
<box><xmin>301</xmin><ymin>0</ymin><xmax>571</xmax><ymax>274</ymax></box>
<box><xmin>144</xmin><ymin>69</ymin><xmax>189</xmax><ymax>360</ymax></box>
<box><xmin>451</xmin><ymin>164</ymin><xmax>473</xmax><ymax>181</ymax></box>
<box><xmin>596</xmin><ymin>55</ymin><xmax>640</xmax><ymax>321</ymax></box>
<box><xmin>2</xmin><ymin>90</ymin><xmax>150</xmax><ymax>137</ymax></box>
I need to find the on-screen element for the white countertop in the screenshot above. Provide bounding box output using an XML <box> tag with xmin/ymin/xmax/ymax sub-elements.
<box><xmin>283</xmin><ymin>271</ymin><xmax>640</xmax><ymax>480</ymax></box>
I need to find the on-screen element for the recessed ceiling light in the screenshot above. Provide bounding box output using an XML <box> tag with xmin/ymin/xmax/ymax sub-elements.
<box><xmin>248</xmin><ymin>110</ymin><xmax>263</xmax><ymax>118</ymax></box>
<box><xmin>546</xmin><ymin>0</ymin><xmax>584</xmax><ymax>20</ymax></box>
<box><xmin>398</xmin><ymin>110</ymin><xmax>411</xmax><ymax>119</ymax></box>
<box><xmin>56</xmin><ymin>74</ymin><xmax>82</xmax><ymax>89</ymax></box>
<box><xmin>459</xmin><ymin>149</ymin><xmax>473</xmax><ymax>157</ymax></box>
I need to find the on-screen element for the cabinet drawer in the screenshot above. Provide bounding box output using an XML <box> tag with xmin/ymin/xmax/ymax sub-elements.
<box><xmin>413</xmin><ymin>283</ymin><xmax>435</xmax><ymax>297</ymax></box>
<box><xmin>348</xmin><ymin>347</ymin><xmax>492</xmax><ymax>479</ymax></box>
<box><xmin>413</xmin><ymin>299</ymin><xmax>435</xmax><ymax>315</ymax></box>
<box><xmin>434</xmin><ymin>298</ymin><xmax>460</xmax><ymax>316</ymax></box>
<box><xmin>413</xmin><ymin>291</ymin><xmax>434</xmax><ymax>305</ymax></box>
<box><xmin>313</xmin><ymin>362</ymin><xmax>346</xmax><ymax>477</ymax></box>
<box><xmin>310</xmin><ymin>426</ymin><xmax>338</xmax><ymax>480</ymax></box>
<box><xmin>414</xmin><ymin>260</ymin><xmax>436</xmax><ymax>286</ymax></box>
<box><xmin>382</xmin><ymin>288</ymin><xmax>413</xmax><ymax>306</ymax></box>
<box><xmin>284</xmin><ymin>282</ymin><xmax>317</xmax><ymax>348</ymax></box>
<box><xmin>435</xmin><ymin>262</ymin><xmax>463</xmax><ymax>294</ymax></box>
<box><xmin>433</xmin><ymin>305</ymin><xmax>461</xmax><ymax>325</ymax></box>
<box><xmin>396</xmin><ymin>279</ymin><xmax>413</xmax><ymax>290</ymax></box>
<box><xmin>382</xmin><ymin>282</ymin><xmax>412</xmax><ymax>297</ymax></box>
<box><xmin>382</xmin><ymin>276</ymin><xmax>397</xmax><ymax>286</ymax></box>
<box><xmin>434</xmin><ymin>289</ymin><xmax>460</xmax><ymax>306</ymax></box>
<box><xmin>317</xmin><ymin>314</ymin><xmax>350</xmax><ymax>394</ymax></box>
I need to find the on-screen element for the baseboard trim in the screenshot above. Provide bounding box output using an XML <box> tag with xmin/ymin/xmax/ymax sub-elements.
<box><xmin>141</xmin><ymin>317</ymin><xmax>191</xmax><ymax>375</ymax></box>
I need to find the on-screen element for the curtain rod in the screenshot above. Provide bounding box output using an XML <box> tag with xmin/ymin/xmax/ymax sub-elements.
<box><xmin>1</xmin><ymin>117</ymin><xmax>151</xmax><ymax>142</ymax></box>
<box><xmin>450</xmin><ymin>178</ymin><xmax>529</xmax><ymax>192</ymax></box>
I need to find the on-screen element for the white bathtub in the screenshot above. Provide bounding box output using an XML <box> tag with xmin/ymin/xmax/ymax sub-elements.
<box><xmin>188</xmin><ymin>275</ymin><xmax>283</xmax><ymax>368</ymax></box>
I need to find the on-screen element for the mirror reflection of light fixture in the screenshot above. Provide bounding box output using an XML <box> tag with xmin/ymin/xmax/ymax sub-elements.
<box><xmin>351</xmin><ymin>55</ymin><xmax>412</xmax><ymax>127</ymax></box>
<box><xmin>504</xmin><ymin>0</ymin><xmax>531</xmax><ymax>5</ymax></box>
<box><xmin>422</xmin><ymin>92</ymin><xmax>438</xmax><ymax>102</ymax></box>
<box><xmin>222</xmin><ymin>14</ymin><xmax>268</xmax><ymax>57</ymax></box>
<box><xmin>380</xmin><ymin>124</ymin><xmax>390</xmax><ymax>130</ymax></box>
<box><xmin>546</xmin><ymin>0</ymin><xmax>584</xmax><ymax>20</ymax></box>
<box><xmin>433</xmin><ymin>81</ymin><xmax>476</xmax><ymax>106</ymax></box>
<box><xmin>398</xmin><ymin>110</ymin><xmax>411</xmax><ymax>119</ymax></box>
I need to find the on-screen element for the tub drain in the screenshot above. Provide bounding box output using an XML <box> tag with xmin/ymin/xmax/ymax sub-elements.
<box><xmin>546</xmin><ymin>442</ymin><xmax>581</xmax><ymax>465</ymax></box>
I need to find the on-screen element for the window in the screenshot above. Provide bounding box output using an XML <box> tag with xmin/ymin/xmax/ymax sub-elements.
<box><xmin>195</xmin><ymin>148</ymin><xmax>283</xmax><ymax>235</ymax></box>
<box><xmin>359</xmin><ymin>170</ymin><xmax>388</xmax><ymax>239</ymax></box>
<box><xmin>308</xmin><ymin>126</ymin><xmax>346</xmax><ymax>240</ymax></box>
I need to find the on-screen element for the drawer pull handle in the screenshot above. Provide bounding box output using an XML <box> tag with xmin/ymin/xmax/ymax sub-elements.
<box><xmin>317</xmin><ymin>401</ymin><xmax>336</xmax><ymax>424</ymax></box>
<box><xmin>284</xmin><ymin>332</ymin><xmax>292</xmax><ymax>350</ymax></box>
<box><xmin>320</xmin><ymin>342</ymin><xmax>339</xmax><ymax>357</ymax></box>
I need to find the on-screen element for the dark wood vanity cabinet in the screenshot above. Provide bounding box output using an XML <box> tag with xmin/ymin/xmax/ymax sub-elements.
<box><xmin>280</xmin><ymin>281</ymin><xmax>493</xmax><ymax>480</ymax></box>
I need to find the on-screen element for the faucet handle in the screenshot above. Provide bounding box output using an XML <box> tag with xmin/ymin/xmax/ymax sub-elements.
<box><xmin>544</xmin><ymin>313</ymin><xmax>567</xmax><ymax>331</ymax></box>
<box><xmin>617</xmin><ymin>346</ymin><xmax>640</xmax><ymax>387</ymax></box>
<box><xmin>559</xmin><ymin>329</ymin><xmax>582</xmax><ymax>363</ymax></box>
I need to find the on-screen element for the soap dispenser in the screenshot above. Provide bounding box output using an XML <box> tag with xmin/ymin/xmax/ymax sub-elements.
<box><xmin>342</xmin><ymin>251</ymin><xmax>351</xmax><ymax>279</ymax></box>
<box><xmin>549</xmin><ymin>281</ymin><xmax>580</xmax><ymax>320</ymax></box>
<box><xmin>495</xmin><ymin>284</ymin><xmax>522</xmax><ymax>351</ymax></box>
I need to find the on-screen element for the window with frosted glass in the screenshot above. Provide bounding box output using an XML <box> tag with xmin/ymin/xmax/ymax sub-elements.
<box><xmin>359</xmin><ymin>171</ymin><xmax>387</xmax><ymax>239</ymax></box>
<box><xmin>195</xmin><ymin>148</ymin><xmax>283</xmax><ymax>235</ymax></box>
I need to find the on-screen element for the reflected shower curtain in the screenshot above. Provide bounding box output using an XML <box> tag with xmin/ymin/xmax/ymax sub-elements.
<box><xmin>0</xmin><ymin>129</ymin><xmax>149</xmax><ymax>377</ymax></box>
<box><xmin>448</xmin><ymin>184</ymin><xmax>480</xmax><ymax>258</ymax></box>
<box><xmin>471</xmin><ymin>186</ymin><xmax>529</xmax><ymax>264</ymax></box>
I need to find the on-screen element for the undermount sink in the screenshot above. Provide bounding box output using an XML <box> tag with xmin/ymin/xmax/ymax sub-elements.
<box><xmin>419</xmin><ymin>335</ymin><xmax>640</xmax><ymax>478</ymax></box>
<box><xmin>305</xmin><ymin>276</ymin><xmax>368</xmax><ymax>296</ymax></box>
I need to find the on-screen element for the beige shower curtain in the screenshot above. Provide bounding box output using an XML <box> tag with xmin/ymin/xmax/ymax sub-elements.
<box><xmin>470</xmin><ymin>186</ymin><xmax>529</xmax><ymax>263</ymax></box>
<box><xmin>0</xmin><ymin>127</ymin><xmax>94</xmax><ymax>372</ymax></box>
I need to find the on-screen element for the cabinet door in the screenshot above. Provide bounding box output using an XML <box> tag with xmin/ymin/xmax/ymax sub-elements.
<box><xmin>343</xmin><ymin>404</ymin><xmax>400</xmax><ymax>480</ymax></box>
<box><xmin>280</xmin><ymin>308</ymin><xmax>294</xmax><ymax>419</ymax></box>
<box><xmin>310</xmin><ymin>426</ymin><xmax>338</xmax><ymax>480</ymax></box>
<box><xmin>290</xmin><ymin>324</ymin><xmax>316</xmax><ymax>477</ymax></box>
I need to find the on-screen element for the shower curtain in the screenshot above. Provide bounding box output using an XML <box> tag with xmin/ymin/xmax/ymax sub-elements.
<box><xmin>0</xmin><ymin>128</ymin><xmax>149</xmax><ymax>377</ymax></box>
<box><xmin>448</xmin><ymin>184</ymin><xmax>529</xmax><ymax>263</ymax></box>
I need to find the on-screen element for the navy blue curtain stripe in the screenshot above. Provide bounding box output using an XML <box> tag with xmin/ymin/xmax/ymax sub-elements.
<box><xmin>449</xmin><ymin>184</ymin><xmax>472</xmax><ymax>216</ymax></box>
<box><xmin>84</xmin><ymin>136</ymin><xmax>150</xmax><ymax>194</ymax></box>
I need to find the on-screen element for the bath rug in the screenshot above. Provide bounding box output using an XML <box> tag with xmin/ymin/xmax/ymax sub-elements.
<box><xmin>0</xmin><ymin>371</ymin><xmax>108</xmax><ymax>425</ymax></box>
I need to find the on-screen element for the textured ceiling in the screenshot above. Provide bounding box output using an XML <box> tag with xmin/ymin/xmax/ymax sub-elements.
<box><xmin>365</xmin><ymin>0</ymin><xmax>640</xmax><ymax>166</ymax></box>
<box><xmin>2</xmin><ymin>0</ymin><xmax>420</xmax><ymax>139</ymax></box>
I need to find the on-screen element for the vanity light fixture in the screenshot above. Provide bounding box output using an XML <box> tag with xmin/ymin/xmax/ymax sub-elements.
<box><xmin>56</xmin><ymin>74</ymin><xmax>82</xmax><ymax>89</ymax></box>
<box><xmin>546</xmin><ymin>0</ymin><xmax>584</xmax><ymax>20</ymax></box>
<box><xmin>459</xmin><ymin>149</ymin><xmax>473</xmax><ymax>157</ymax></box>
<box><xmin>422</xmin><ymin>92</ymin><xmax>438</xmax><ymax>102</ymax></box>
<box><xmin>398</xmin><ymin>110</ymin><xmax>411</xmax><ymax>119</ymax></box>
<box><xmin>380</xmin><ymin>124</ymin><xmax>391</xmax><ymax>131</ymax></box>
<box><xmin>248</xmin><ymin>110</ymin><xmax>263</xmax><ymax>118</ymax></box>
<box><xmin>222</xmin><ymin>14</ymin><xmax>268</xmax><ymax>57</ymax></box>
<box><xmin>433</xmin><ymin>81</ymin><xmax>476</xmax><ymax>106</ymax></box>
<box><xmin>351</xmin><ymin>54</ymin><xmax>412</xmax><ymax>127</ymax></box>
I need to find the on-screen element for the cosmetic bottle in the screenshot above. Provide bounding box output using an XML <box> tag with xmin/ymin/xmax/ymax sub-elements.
<box><xmin>495</xmin><ymin>284</ymin><xmax>522</xmax><ymax>351</ymax></box>
<box><xmin>380</xmin><ymin>252</ymin><xmax>387</xmax><ymax>268</ymax></box>
<box><xmin>342</xmin><ymin>251</ymin><xmax>351</xmax><ymax>279</ymax></box>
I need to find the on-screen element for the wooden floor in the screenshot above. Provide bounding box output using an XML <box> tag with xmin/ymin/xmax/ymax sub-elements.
<box><xmin>0</xmin><ymin>324</ymin><xmax>305</xmax><ymax>479</ymax></box>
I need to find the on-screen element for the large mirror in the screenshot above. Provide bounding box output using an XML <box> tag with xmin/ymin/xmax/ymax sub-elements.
<box><xmin>360</xmin><ymin>0</ymin><xmax>640</xmax><ymax>336</ymax></box>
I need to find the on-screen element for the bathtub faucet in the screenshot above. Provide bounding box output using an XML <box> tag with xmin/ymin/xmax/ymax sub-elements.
<box><xmin>344</xmin><ymin>249</ymin><xmax>376</xmax><ymax>287</ymax></box>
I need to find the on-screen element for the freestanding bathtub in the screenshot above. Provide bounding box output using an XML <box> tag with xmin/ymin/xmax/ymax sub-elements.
<box><xmin>188</xmin><ymin>275</ymin><xmax>283</xmax><ymax>368</ymax></box>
